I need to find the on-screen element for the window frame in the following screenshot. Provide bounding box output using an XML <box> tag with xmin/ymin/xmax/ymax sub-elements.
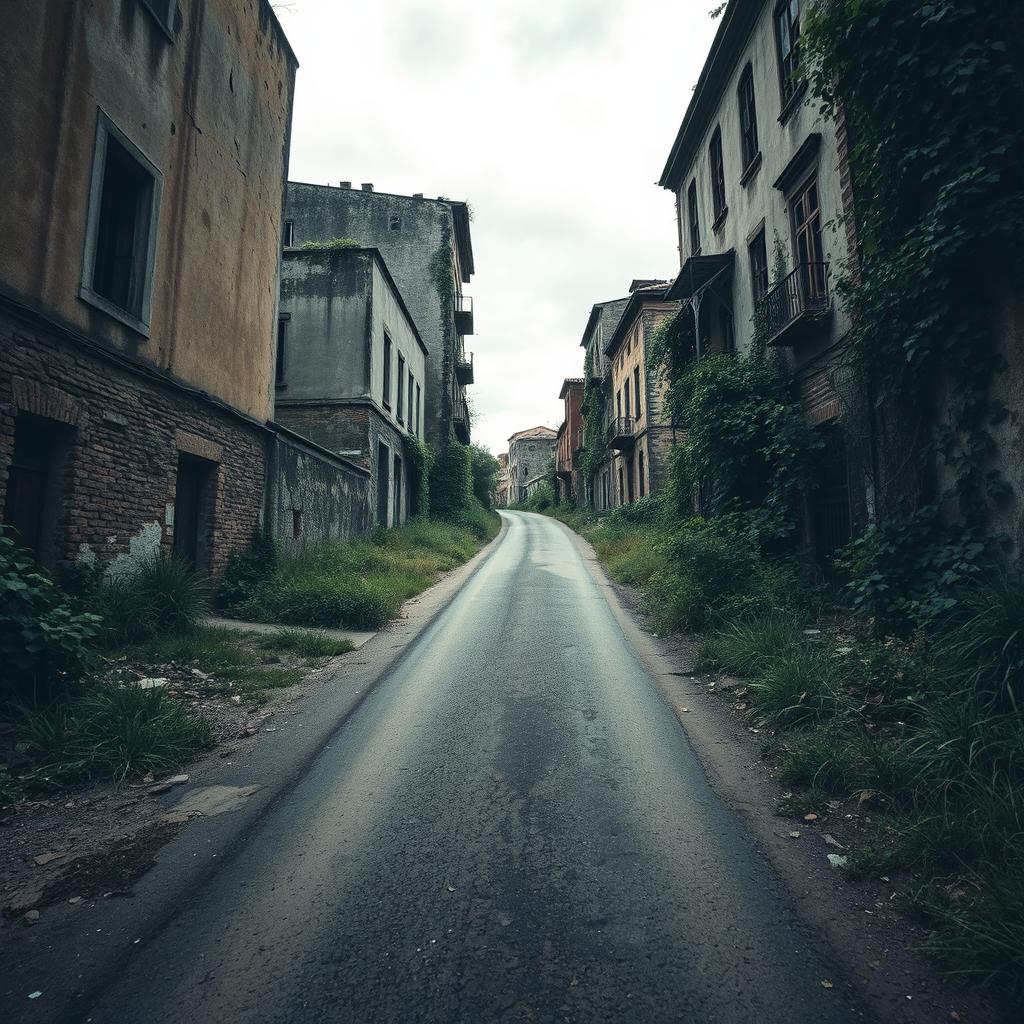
<box><xmin>79</xmin><ymin>109</ymin><xmax>163</xmax><ymax>337</ymax></box>
<box><xmin>275</xmin><ymin>313</ymin><xmax>290</xmax><ymax>387</ymax></box>
<box><xmin>396</xmin><ymin>353</ymin><xmax>406</xmax><ymax>423</ymax></box>
<box><xmin>283</xmin><ymin>221</ymin><xmax>295</xmax><ymax>247</ymax></box>
<box><xmin>139</xmin><ymin>0</ymin><xmax>177</xmax><ymax>42</ymax></box>
<box><xmin>709</xmin><ymin>127</ymin><xmax>728</xmax><ymax>229</ymax></box>
<box><xmin>686</xmin><ymin>179</ymin><xmax>701</xmax><ymax>256</ymax></box>
<box><xmin>382</xmin><ymin>332</ymin><xmax>393</xmax><ymax>409</ymax></box>
<box><xmin>775</xmin><ymin>0</ymin><xmax>804</xmax><ymax>113</ymax></box>
<box><xmin>633</xmin><ymin>365</ymin><xmax>642</xmax><ymax>422</ymax></box>
<box><xmin>407</xmin><ymin>369</ymin><xmax>415</xmax><ymax>433</ymax></box>
<box><xmin>749</xmin><ymin>228</ymin><xmax>770</xmax><ymax>303</ymax></box>
<box><xmin>737</xmin><ymin>63</ymin><xmax>760</xmax><ymax>175</ymax></box>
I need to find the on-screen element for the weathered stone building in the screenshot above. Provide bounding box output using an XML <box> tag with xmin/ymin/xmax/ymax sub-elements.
<box><xmin>604</xmin><ymin>284</ymin><xmax>679</xmax><ymax>507</ymax></box>
<box><xmin>283</xmin><ymin>184</ymin><xmax>475</xmax><ymax>449</ymax></box>
<box><xmin>554</xmin><ymin>379</ymin><xmax>584</xmax><ymax>504</ymax></box>
<box><xmin>276</xmin><ymin>246</ymin><xmax>427</xmax><ymax>528</ymax></box>
<box><xmin>507</xmin><ymin>426</ymin><xmax>557</xmax><ymax>505</ymax></box>
<box><xmin>494</xmin><ymin>452</ymin><xmax>510</xmax><ymax>509</ymax></box>
<box><xmin>0</xmin><ymin>0</ymin><xmax>300</xmax><ymax>578</ymax></box>
<box><xmin>658</xmin><ymin>0</ymin><xmax>859</xmax><ymax>558</ymax></box>
<box><xmin>579</xmin><ymin>297</ymin><xmax>629</xmax><ymax>510</ymax></box>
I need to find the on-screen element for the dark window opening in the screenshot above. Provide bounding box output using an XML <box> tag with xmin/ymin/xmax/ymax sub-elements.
<box><xmin>814</xmin><ymin>428</ymin><xmax>852</xmax><ymax>569</ymax></box>
<box><xmin>719</xmin><ymin>306</ymin><xmax>736</xmax><ymax>354</ymax></box>
<box><xmin>2</xmin><ymin>413</ymin><xmax>74</xmax><ymax>570</ymax></box>
<box><xmin>738</xmin><ymin>64</ymin><xmax>759</xmax><ymax>170</ymax></box>
<box><xmin>397</xmin><ymin>354</ymin><xmax>406</xmax><ymax>423</ymax></box>
<box><xmin>618</xmin><ymin>466</ymin><xmax>624</xmax><ymax>506</ymax></box>
<box><xmin>415</xmin><ymin>383</ymin><xmax>421</xmax><ymax>436</ymax></box>
<box><xmin>376</xmin><ymin>442</ymin><xmax>390</xmax><ymax>526</ymax></box>
<box><xmin>687</xmin><ymin>179</ymin><xmax>701</xmax><ymax>255</ymax></box>
<box><xmin>92</xmin><ymin>134</ymin><xmax>156</xmax><ymax>318</ymax></box>
<box><xmin>393</xmin><ymin>454</ymin><xmax>403</xmax><ymax>524</ymax></box>
<box><xmin>627</xmin><ymin>456</ymin><xmax>635</xmax><ymax>503</ymax></box>
<box><xmin>790</xmin><ymin>175</ymin><xmax>826</xmax><ymax>298</ymax></box>
<box><xmin>382</xmin><ymin>333</ymin><xmax>392</xmax><ymax>408</ymax></box>
<box><xmin>173</xmin><ymin>453</ymin><xmax>216</xmax><ymax>572</ymax></box>
<box><xmin>283</xmin><ymin>221</ymin><xmax>295</xmax><ymax>247</ymax></box>
<box><xmin>292</xmin><ymin>509</ymin><xmax>302</xmax><ymax>540</ymax></box>
<box><xmin>749</xmin><ymin>229</ymin><xmax>769</xmax><ymax>302</ymax></box>
<box><xmin>633</xmin><ymin>366</ymin><xmax>642</xmax><ymax>420</ymax></box>
<box><xmin>710</xmin><ymin>128</ymin><xmax>727</xmax><ymax>224</ymax></box>
<box><xmin>624</xmin><ymin>378</ymin><xmax>631</xmax><ymax>419</ymax></box>
<box><xmin>389</xmin><ymin>215</ymin><xmax>401</xmax><ymax>231</ymax></box>
<box><xmin>276</xmin><ymin>318</ymin><xmax>287</xmax><ymax>386</ymax></box>
<box><xmin>638</xmin><ymin>450</ymin><xmax>646</xmax><ymax>498</ymax></box>
<box><xmin>776</xmin><ymin>0</ymin><xmax>803</xmax><ymax>105</ymax></box>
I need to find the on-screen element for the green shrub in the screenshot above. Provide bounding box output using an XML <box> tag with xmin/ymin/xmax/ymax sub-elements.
<box><xmin>96</xmin><ymin>557</ymin><xmax>207</xmax><ymax>645</ymax></box>
<box><xmin>19</xmin><ymin>686</ymin><xmax>212</xmax><ymax>783</ymax></box>
<box><xmin>218</xmin><ymin>530</ymin><xmax>278</xmax><ymax>612</ymax></box>
<box><xmin>519</xmin><ymin>482</ymin><xmax>556</xmax><ymax>512</ymax></box>
<box><xmin>469</xmin><ymin>445</ymin><xmax>501</xmax><ymax>509</ymax></box>
<box><xmin>430</xmin><ymin>441</ymin><xmax>473</xmax><ymax>519</ymax></box>
<box><xmin>748</xmin><ymin>644</ymin><xmax>846</xmax><ymax>727</ymax></box>
<box><xmin>404</xmin><ymin>436</ymin><xmax>435</xmax><ymax>517</ymax></box>
<box><xmin>0</xmin><ymin>535</ymin><xmax>101</xmax><ymax>707</ymax></box>
<box><xmin>606</xmin><ymin>495</ymin><xmax>661</xmax><ymax>528</ymax></box>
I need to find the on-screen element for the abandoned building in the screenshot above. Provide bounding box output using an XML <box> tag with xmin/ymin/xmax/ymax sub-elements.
<box><xmin>494</xmin><ymin>452</ymin><xmax>510</xmax><ymax>509</ymax></box>
<box><xmin>276</xmin><ymin>246</ymin><xmax>427</xmax><ymax>528</ymax></box>
<box><xmin>0</xmin><ymin>0</ymin><xmax>304</xmax><ymax>578</ymax></box>
<box><xmin>282</xmin><ymin>184</ymin><xmax>476</xmax><ymax>449</ymax></box>
<box><xmin>507</xmin><ymin>426</ymin><xmax>557</xmax><ymax>505</ymax></box>
<box><xmin>658</xmin><ymin>0</ymin><xmax>859</xmax><ymax>560</ymax></box>
<box><xmin>554</xmin><ymin>379</ymin><xmax>585</xmax><ymax>505</ymax></box>
<box><xmin>604</xmin><ymin>283</ymin><xmax>680</xmax><ymax>508</ymax></box>
<box><xmin>579</xmin><ymin>296</ymin><xmax>629</xmax><ymax>511</ymax></box>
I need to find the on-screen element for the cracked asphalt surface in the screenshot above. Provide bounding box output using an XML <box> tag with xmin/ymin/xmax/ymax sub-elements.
<box><xmin>83</xmin><ymin>511</ymin><xmax>870</xmax><ymax>1023</ymax></box>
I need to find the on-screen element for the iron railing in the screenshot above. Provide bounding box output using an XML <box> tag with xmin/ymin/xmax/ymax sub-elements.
<box><xmin>763</xmin><ymin>261</ymin><xmax>830</xmax><ymax>345</ymax></box>
<box><xmin>606</xmin><ymin>415</ymin><xmax>636</xmax><ymax>448</ymax></box>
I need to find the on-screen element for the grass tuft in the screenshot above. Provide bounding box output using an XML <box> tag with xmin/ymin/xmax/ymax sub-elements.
<box><xmin>258</xmin><ymin>629</ymin><xmax>355</xmax><ymax>658</ymax></box>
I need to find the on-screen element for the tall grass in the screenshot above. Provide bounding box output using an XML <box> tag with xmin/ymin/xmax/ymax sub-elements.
<box><xmin>238</xmin><ymin>513</ymin><xmax>497</xmax><ymax>630</ymax></box>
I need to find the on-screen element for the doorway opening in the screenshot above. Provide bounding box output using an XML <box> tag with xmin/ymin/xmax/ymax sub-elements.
<box><xmin>376</xmin><ymin>442</ymin><xmax>390</xmax><ymax>526</ymax></box>
<box><xmin>393</xmin><ymin>452</ymin><xmax>403</xmax><ymax>526</ymax></box>
<box><xmin>173</xmin><ymin>453</ymin><xmax>216</xmax><ymax>572</ymax></box>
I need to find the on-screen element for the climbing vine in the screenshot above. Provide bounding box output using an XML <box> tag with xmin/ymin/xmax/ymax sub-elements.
<box><xmin>803</xmin><ymin>0</ymin><xmax>1024</xmax><ymax>527</ymax></box>
<box><xmin>578</xmin><ymin>351</ymin><xmax>608</xmax><ymax>486</ymax></box>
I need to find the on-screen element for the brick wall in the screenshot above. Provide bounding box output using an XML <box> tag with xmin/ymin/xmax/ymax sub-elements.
<box><xmin>0</xmin><ymin>306</ymin><xmax>266</xmax><ymax>580</ymax></box>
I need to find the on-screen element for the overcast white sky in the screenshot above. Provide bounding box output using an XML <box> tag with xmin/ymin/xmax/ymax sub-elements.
<box><xmin>275</xmin><ymin>1</ymin><xmax>719</xmax><ymax>454</ymax></box>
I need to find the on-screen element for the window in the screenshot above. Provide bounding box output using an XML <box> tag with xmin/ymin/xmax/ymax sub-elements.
<box><xmin>719</xmin><ymin>306</ymin><xmax>736</xmax><ymax>354</ymax></box>
<box><xmin>139</xmin><ymin>0</ymin><xmax>176</xmax><ymax>39</ymax></box>
<box><xmin>415</xmin><ymin>383</ymin><xmax>421</xmax><ymax>436</ymax></box>
<box><xmin>275</xmin><ymin>316</ymin><xmax>288</xmax><ymax>386</ymax></box>
<box><xmin>408</xmin><ymin>370</ymin><xmax>415</xmax><ymax>432</ymax></box>
<box><xmin>633</xmin><ymin>366</ymin><xmax>642</xmax><ymax>420</ymax></box>
<box><xmin>709</xmin><ymin>128</ymin><xmax>727</xmax><ymax>226</ymax></box>
<box><xmin>775</xmin><ymin>0</ymin><xmax>803</xmax><ymax>106</ymax></box>
<box><xmin>382</xmin><ymin>333</ymin><xmax>392</xmax><ymax>407</ymax></box>
<box><xmin>394</xmin><ymin>453</ymin><xmax>403</xmax><ymax>524</ymax></box>
<box><xmin>292</xmin><ymin>509</ymin><xmax>302</xmax><ymax>540</ymax></box>
<box><xmin>738</xmin><ymin>64</ymin><xmax>759</xmax><ymax>171</ymax></box>
<box><xmin>283</xmin><ymin>221</ymin><xmax>295</xmax><ymax>247</ymax></box>
<box><xmin>397</xmin><ymin>353</ymin><xmax>406</xmax><ymax>422</ymax></box>
<box><xmin>624</xmin><ymin>379</ymin><xmax>631</xmax><ymax>419</ymax></box>
<box><xmin>687</xmin><ymin>179</ymin><xmax>701</xmax><ymax>255</ymax></box>
<box><xmin>749</xmin><ymin>229</ymin><xmax>769</xmax><ymax>302</ymax></box>
<box><xmin>790</xmin><ymin>174</ymin><xmax>826</xmax><ymax>298</ymax></box>
<box><xmin>638</xmin><ymin>450</ymin><xmax>646</xmax><ymax>498</ymax></box>
<box><xmin>376</xmin><ymin>443</ymin><xmax>390</xmax><ymax>526</ymax></box>
<box><xmin>81</xmin><ymin>111</ymin><xmax>162</xmax><ymax>334</ymax></box>
<box><xmin>389</xmin><ymin>215</ymin><xmax>401</xmax><ymax>231</ymax></box>
<box><xmin>616</xmin><ymin>389</ymin><xmax>622</xmax><ymax>420</ymax></box>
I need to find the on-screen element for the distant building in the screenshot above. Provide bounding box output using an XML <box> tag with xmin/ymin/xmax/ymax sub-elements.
<box><xmin>554</xmin><ymin>379</ymin><xmax>585</xmax><ymax>504</ymax></box>
<box><xmin>507</xmin><ymin>426</ymin><xmax>557</xmax><ymax>505</ymax></box>
<box><xmin>494</xmin><ymin>452</ymin><xmax>510</xmax><ymax>509</ymax></box>
<box><xmin>604</xmin><ymin>284</ymin><xmax>680</xmax><ymax>506</ymax></box>
<box><xmin>276</xmin><ymin>247</ymin><xmax>428</xmax><ymax>528</ymax></box>
<box><xmin>579</xmin><ymin>297</ymin><xmax>629</xmax><ymax>510</ymax></box>
<box><xmin>283</xmin><ymin>184</ymin><xmax>475</xmax><ymax>449</ymax></box>
<box><xmin>0</xmin><ymin>0</ymin><xmax>306</xmax><ymax>578</ymax></box>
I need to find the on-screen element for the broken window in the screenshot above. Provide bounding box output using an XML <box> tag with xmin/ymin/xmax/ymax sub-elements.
<box><xmin>81</xmin><ymin>112</ymin><xmax>162</xmax><ymax>333</ymax></box>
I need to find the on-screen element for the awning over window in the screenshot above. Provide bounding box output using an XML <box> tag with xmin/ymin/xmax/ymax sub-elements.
<box><xmin>666</xmin><ymin>251</ymin><xmax>735</xmax><ymax>301</ymax></box>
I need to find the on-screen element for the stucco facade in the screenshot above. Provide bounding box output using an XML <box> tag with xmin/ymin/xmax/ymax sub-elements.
<box><xmin>604</xmin><ymin>287</ymin><xmax>680</xmax><ymax>507</ymax></box>
<box><xmin>283</xmin><ymin>184</ymin><xmax>475</xmax><ymax>449</ymax></box>
<box><xmin>275</xmin><ymin>247</ymin><xmax>427</xmax><ymax>528</ymax></box>
<box><xmin>0</xmin><ymin>0</ymin><xmax>297</xmax><ymax>577</ymax></box>
<box><xmin>554</xmin><ymin>379</ymin><xmax>585</xmax><ymax>504</ymax></box>
<box><xmin>659</xmin><ymin>0</ymin><xmax>861</xmax><ymax>558</ymax></box>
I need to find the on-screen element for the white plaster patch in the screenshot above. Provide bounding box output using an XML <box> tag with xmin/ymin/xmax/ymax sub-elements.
<box><xmin>106</xmin><ymin>521</ymin><xmax>163</xmax><ymax>581</ymax></box>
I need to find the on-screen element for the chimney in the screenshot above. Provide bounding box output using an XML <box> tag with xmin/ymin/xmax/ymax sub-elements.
<box><xmin>339</xmin><ymin>181</ymin><xmax>351</xmax><ymax>189</ymax></box>
<box><xmin>361</xmin><ymin>183</ymin><xmax>374</xmax><ymax>192</ymax></box>
<box><xmin>413</xmin><ymin>192</ymin><xmax>424</xmax><ymax>199</ymax></box>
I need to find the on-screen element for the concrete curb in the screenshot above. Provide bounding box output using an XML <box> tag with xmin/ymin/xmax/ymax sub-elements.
<box><xmin>4</xmin><ymin>519</ymin><xmax>509</xmax><ymax>1024</ymax></box>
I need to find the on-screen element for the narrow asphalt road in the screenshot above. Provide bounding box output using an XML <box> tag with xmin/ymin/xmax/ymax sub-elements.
<box><xmin>83</xmin><ymin>511</ymin><xmax>869</xmax><ymax>1024</ymax></box>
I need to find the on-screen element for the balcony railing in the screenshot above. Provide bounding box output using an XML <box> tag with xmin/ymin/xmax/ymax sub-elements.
<box><xmin>763</xmin><ymin>261</ymin><xmax>831</xmax><ymax>347</ymax></box>
<box><xmin>606</xmin><ymin>416</ymin><xmax>636</xmax><ymax>450</ymax></box>
<box><xmin>455</xmin><ymin>350</ymin><xmax>474</xmax><ymax>386</ymax></box>
<box><xmin>454</xmin><ymin>294</ymin><xmax>474</xmax><ymax>336</ymax></box>
<box><xmin>452</xmin><ymin>392</ymin><xmax>471</xmax><ymax>442</ymax></box>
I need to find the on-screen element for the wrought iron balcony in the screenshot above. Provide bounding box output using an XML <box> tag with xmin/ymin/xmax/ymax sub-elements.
<box><xmin>763</xmin><ymin>261</ymin><xmax>831</xmax><ymax>347</ymax></box>
<box><xmin>454</xmin><ymin>294</ymin><xmax>474</xmax><ymax>335</ymax></box>
<box><xmin>455</xmin><ymin>351</ymin><xmax>474</xmax><ymax>386</ymax></box>
<box><xmin>452</xmin><ymin>392</ymin><xmax>471</xmax><ymax>443</ymax></box>
<box><xmin>606</xmin><ymin>416</ymin><xmax>636</xmax><ymax>450</ymax></box>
